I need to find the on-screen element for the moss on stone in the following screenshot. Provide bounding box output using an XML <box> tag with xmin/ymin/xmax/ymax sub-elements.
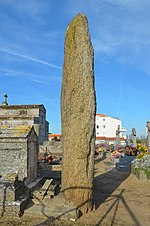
<box><xmin>13</xmin><ymin>125</ymin><xmax>32</xmax><ymax>137</ymax></box>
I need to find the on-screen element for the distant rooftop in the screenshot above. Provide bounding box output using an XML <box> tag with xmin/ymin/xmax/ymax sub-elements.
<box><xmin>96</xmin><ymin>113</ymin><xmax>119</xmax><ymax>120</ymax></box>
<box><xmin>96</xmin><ymin>113</ymin><xmax>108</xmax><ymax>117</ymax></box>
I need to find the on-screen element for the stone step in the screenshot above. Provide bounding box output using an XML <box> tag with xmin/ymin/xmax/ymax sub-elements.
<box><xmin>24</xmin><ymin>196</ymin><xmax>78</xmax><ymax>222</ymax></box>
<box><xmin>33</xmin><ymin>179</ymin><xmax>53</xmax><ymax>200</ymax></box>
<box><xmin>27</xmin><ymin>177</ymin><xmax>44</xmax><ymax>192</ymax></box>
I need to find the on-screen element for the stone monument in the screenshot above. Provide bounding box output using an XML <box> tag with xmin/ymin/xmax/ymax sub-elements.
<box><xmin>125</xmin><ymin>135</ymin><xmax>130</xmax><ymax>146</ymax></box>
<box><xmin>115</xmin><ymin>125</ymin><xmax>121</xmax><ymax>146</ymax></box>
<box><xmin>61</xmin><ymin>14</ymin><xmax>96</xmax><ymax>215</ymax></box>
<box><xmin>2</xmin><ymin>93</ymin><xmax>8</xmax><ymax>106</ymax></box>
<box><xmin>146</xmin><ymin>121</ymin><xmax>150</xmax><ymax>154</ymax></box>
<box><xmin>131</xmin><ymin>128</ymin><xmax>137</xmax><ymax>148</ymax></box>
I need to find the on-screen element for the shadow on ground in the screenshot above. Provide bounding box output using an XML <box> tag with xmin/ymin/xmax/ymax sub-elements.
<box><xmin>95</xmin><ymin>189</ymin><xmax>141</xmax><ymax>226</ymax></box>
<box><xmin>93</xmin><ymin>168</ymin><xmax>130</xmax><ymax>209</ymax></box>
<box><xmin>22</xmin><ymin>155</ymin><xmax>132</xmax><ymax>226</ymax></box>
<box><xmin>93</xmin><ymin>164</ymin><xmax>142</xmax><ymax>226</ymax></box>
<box><xmin>94</xmin><ymin>153</ymin><xmax>106</xmax><ymax>164</ymax></box>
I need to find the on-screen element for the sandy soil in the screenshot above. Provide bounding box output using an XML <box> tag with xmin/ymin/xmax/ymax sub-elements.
<box><xmin>0</xmin><ymin>155</ymin><xmax>150</xmax><ymax>226</ymax></box>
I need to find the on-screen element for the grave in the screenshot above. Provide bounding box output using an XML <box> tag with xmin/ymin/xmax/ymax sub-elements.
<box><xmin>0</xmin><ymin>94</ymin><xmax>49</xmax><ymax>145</ymax></box>
<box><xmin>116</xmin><ymin>156</ymin><xmax>135</xmax><ymax>171</ymax></box>
<box><xmin>115</xmin><ymin>125</ymin><xmax>121</xmax><ymax>146</ymax></box>
<box><xmin>131</xmin><ymin>128</ymin><xmax>137</xmax><ymax>148</ymax></box>
<box><xmin>0</xmin><ymin>125</ymin><xmax>38</xmax><ymax>216</ymax></box>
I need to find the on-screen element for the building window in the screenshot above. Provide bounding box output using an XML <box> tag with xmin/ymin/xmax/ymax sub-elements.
<box><xmin>103</xmin><ymin>125</ymin><xmax>106</xmax><ymax>128</ymax></box>
<box><xmin>97</xmin><ymin>125</ymin><xmax>99</xmax><ymax>129</ymax></box>
<box><xmin>103</xmin><ymin>118</ymin><xmax>105</xmax><ymax>121</ymax></box>
<box><xmin>97</xmin><ymin>132</ymin><xmax>99</xmax><ymax>135</ymax></box>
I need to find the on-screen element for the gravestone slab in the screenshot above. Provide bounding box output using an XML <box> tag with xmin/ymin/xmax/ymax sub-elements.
<box><xmin>116</xmin><ymin>156</ymin><xmax>135</xmax><ymax>171</ymax></box>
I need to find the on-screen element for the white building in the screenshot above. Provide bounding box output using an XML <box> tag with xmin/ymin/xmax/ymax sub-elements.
<box><xmin>96</xmin><ymin>113</ymin><xmax>126</xmax><ymax>145</ymax></box>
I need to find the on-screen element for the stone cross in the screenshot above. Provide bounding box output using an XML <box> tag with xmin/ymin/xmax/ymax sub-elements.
<box><xmin>115</xmin><ymin>125</ymin><xmax>121</xmax><ymax>146</ymax></box>
<box><xmin>131</xmin><ymin>128</ymin><xmax>137</xmax><ymax>148</ymax></box>
<box><xmin>61</xmin><ymin>14</ymin><xmax>96</xmax><ymax>215</ymax></box>
<box><xmin>2</xmin><ymin>93</ymin><xmax>8</xmax><ymax>106</ymax></box>
<box><xmin>146</xmin><ymin>121</ymin><xmax>150</xmax><ymax>154</ymax></box>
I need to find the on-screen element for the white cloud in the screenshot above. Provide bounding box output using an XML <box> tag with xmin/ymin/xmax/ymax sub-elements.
<box><xmin>0</xmin><ymin>67</ymin><xmax>61</xmax><ymax>84</ymax></box>
<box><xmin>0</xmin><ymin>48</ymin><xmax>62</xmax><ymax>69</ymax></box>
<box><xmin>65</xmin><ymin>0</ymin><xmax>150</xmax><ymax>57</ymax></box>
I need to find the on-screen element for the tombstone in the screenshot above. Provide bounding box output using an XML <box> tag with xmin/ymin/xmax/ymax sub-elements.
<box><xmin>115</xmin><ymin>125</ymin><xmax>121</xmax><ymax>146</ymax></box>
<box><xmin>125</xmin><ymin>134</ymin><xmax>130</xmax><ymax>146</ymax></box>
<box><xmin>0</xmin><ymin>102</ymin><xmax>49</xmax><ymax>144</ymax></box>
<box><xmin>146</xmin><ymin>121</ymin><xmax>150</xmax><ymax>154</ymax></box>
<box><xmin>61</xmin><ymin>14</ymin><xmax>96</xmax><ymax>215</ymax></box>
<box><xmin>131</xmin><ymin>128</ymin><xmax>137</xmax><ymax>148</ymax></box>
<box><xmin>0</xmin><ymin>125</ymin><xmax>38</xmax><ymax>216</ymax></box>
<box><xmin>117</xmin><ymin>156</ymin><xmax>135</xmax><ymax>171</ymax></box>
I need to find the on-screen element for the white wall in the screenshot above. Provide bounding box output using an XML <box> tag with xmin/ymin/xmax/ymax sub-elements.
<box><xmin>96</xmin><ymin>114</ymin><xmax>126</xmax><ymax>138</ymax></box>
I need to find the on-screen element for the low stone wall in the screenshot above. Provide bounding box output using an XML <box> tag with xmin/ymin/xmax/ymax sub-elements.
<box><xmin>39</xmin><ymin>140</ymin><xmax>62</xmax><ymax>158</ymax></box>
<box><xmin>0</xmin><ymin>178</ymin><xmax>29</xmax><ymax>217</ymax></box>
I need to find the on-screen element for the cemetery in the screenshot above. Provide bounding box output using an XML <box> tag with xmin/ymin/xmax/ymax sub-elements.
<box><xmin>96</xmin><ymin>143</ymin><xmax>150</xmax><ymax>180</ymax></box>
<box><xmin>0</xmin><ymin>13</ymin><xmax>150</xmax><ymax>226</ymax></box>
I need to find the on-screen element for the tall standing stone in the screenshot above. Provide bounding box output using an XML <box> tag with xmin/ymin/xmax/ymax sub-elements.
<box><xmin>61</xmin><ymin>14</ymin><xmax>96</xmax><ymax>215</ymax></box>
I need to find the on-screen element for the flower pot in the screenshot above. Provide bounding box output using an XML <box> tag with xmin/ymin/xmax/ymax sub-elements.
<box><xmin>106</xmin><ymin>152</ymin><xmax>111</xmax><ymax>158</ymax></box>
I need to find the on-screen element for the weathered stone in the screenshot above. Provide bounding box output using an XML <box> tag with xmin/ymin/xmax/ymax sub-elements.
<box><xmin>115</xmin><ymin>125</ymin><xmax>121</xmax><ymax>146</ymax></box>
<box><xmin>25</xmin><ymin>192</ymin><xmax>79</xmax><ymax>221</ymax></box>
<box><xmin>39</xmin><ymin>140</ymin><xmax>62</xmax><ymax>158</ymax></box>
<box><xmin>117</xmin><ymin>156</ymin><xmax>135</xmax><ymax>171</ymax></box>
<box><xmin>33</xmin><ymin>179</ymin><xmax>53</xmax><ymax>201</ymax></box>
<box><xmin>1</xmin><ymin>93</ymin><xmax>8</xmax><ymax>106</ymax></box>
<box><xmin>131</xmin><ymin>128</ymin><xmax>137</xmax><ymax>148</ymax></box>
<box><xmin>0</xmin><ymin>126</ymin><xmax>38</xmax><ymax>183</ymax></box>
<box><xmin>61</xmin><ymin>14</ymin><xmax>96</xmax><ymax>214</ymax></box>
<box><xmin>0</xmin><ymin>104</ymin><xmax>49</xmax><ymax>144</ymax></box>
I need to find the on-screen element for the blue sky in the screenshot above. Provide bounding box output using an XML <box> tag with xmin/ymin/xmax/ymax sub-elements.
<box><xmin>0</xmin><ymin>0</ymin><xmax>150</xmax><ymax>137</ymax></box>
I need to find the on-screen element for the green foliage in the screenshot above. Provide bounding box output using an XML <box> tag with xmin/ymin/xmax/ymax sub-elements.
<box><xmin>144</xmin><ymin>169</ymin><xmax>150</xmax><ymax>178</ymax></box>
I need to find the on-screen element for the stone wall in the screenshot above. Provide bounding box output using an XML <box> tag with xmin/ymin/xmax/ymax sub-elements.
<box><xmin>0</xmin><ymin>141</ymin><xmax>27</xmax><ymax>181</ymax></box>
<box><xmin>0</xmin><ymin>126</ymin><xmax>38</xmax><ymax>216</ymax></box>
<box><xmin>39</xmin><ymin>140</ymin><xmax>62</xmax><ymax>158</ymax></box>
<box><xmin>0</xmin><ymin>127</ymin><xmax>38</xmax><ymax>183</ymax></box>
